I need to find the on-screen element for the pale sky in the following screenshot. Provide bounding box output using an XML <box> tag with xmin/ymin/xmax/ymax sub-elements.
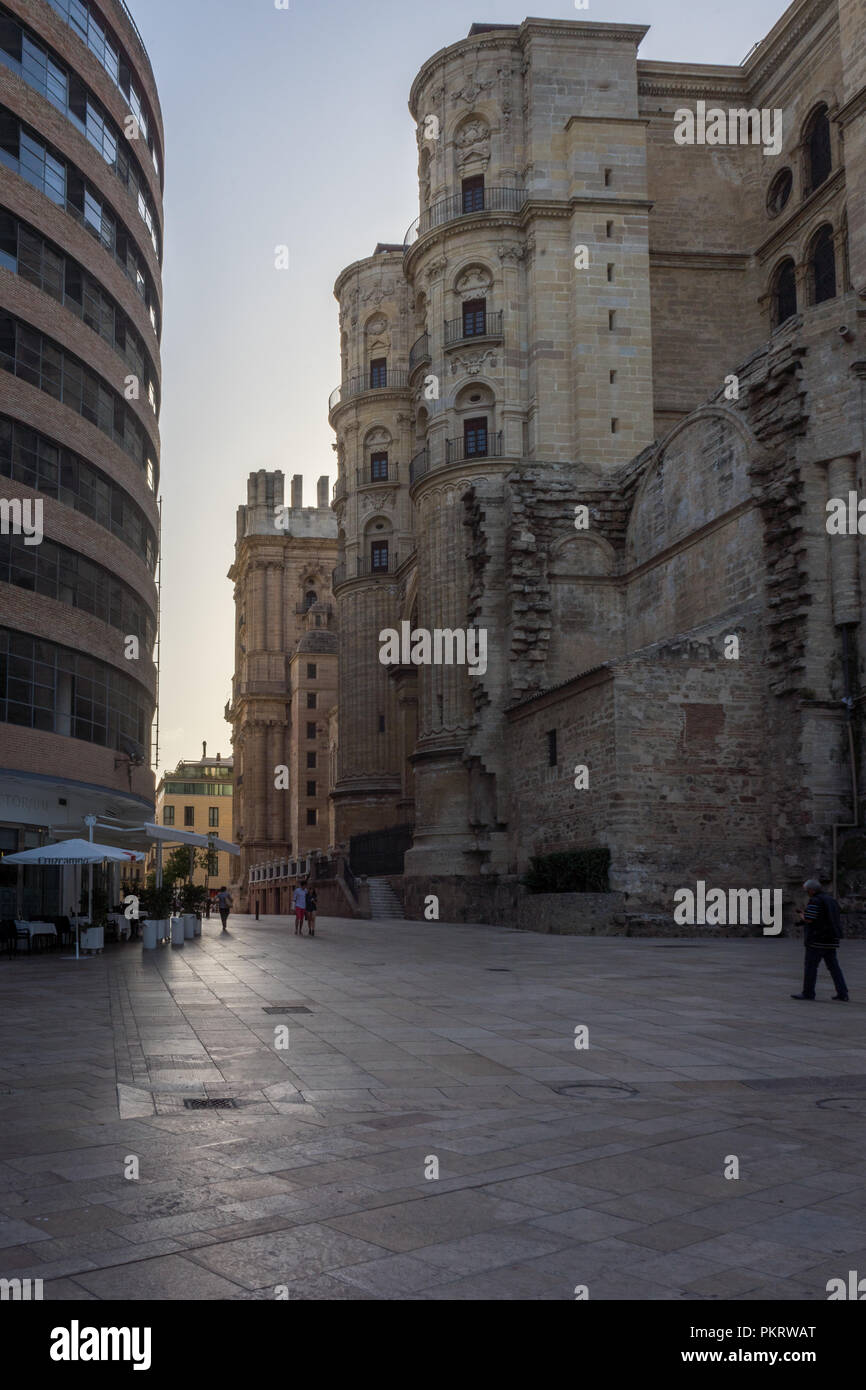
<box><xmin>135</xmin><ymin>0</ymin><xmax>793</xmax><ymax>779</ymax></box>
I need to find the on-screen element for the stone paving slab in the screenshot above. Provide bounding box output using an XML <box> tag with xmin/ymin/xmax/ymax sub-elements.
<box><xmin>0</xmin><ymin>913</ymin><xmax>864</xmax><ymax>1299</ymax></box>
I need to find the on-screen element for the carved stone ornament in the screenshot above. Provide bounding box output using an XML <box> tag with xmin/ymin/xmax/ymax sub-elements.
<box><xmin>362</xmin><ymin>287</ymin><xmax>390</xmax><ymax>306</ymax></box>
<box><xmin>497</xmin><ymin>242</ymin><xmax>526</xmax><ymax>264</ymax></box>
<box><xmin>360</xmin><ymin>489</ymin><xmax>397</xmax><ymax>513</ymax></box>
<box><xmin>365</xmin><ymin>314</ymin><xmax>389</xmax><ymax>336</ymax></box>
<box><xmin>423</xmin><ymin>256</ymin><xmax>448</xmax><ymax>286</ymax></box>
<box><xmin>455</xmin><ymin>117</ymin><xmax>491</xmax><ymax>168</ymax></box>
<box><xmin>364</xmin><ymin>427</ymin><xmax>392</xmax><ymax>448</ymax></box>
<box><xmin>452</xmin><ymin>77</ymin><xmax>493</xmax><ymax>105</ymax></box>
<box><xmin>450</xmin><ymin>350</ymin><xmax>498</xmax><ymax>376</ymax></box>
<box><xmin>455</xmin><ymin>266</ymin><xmax>493</xmax><ymax>298</ymax></box>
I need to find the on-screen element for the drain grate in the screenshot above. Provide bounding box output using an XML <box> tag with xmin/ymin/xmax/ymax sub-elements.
<box><xmin>554</xmin><ymin>1082</ymin><xmax>638</xmax><ymax>1100</ymax></box>
<box><xmin>263</xmin><ymin>1005</ymin><xmax>312</xmax><ymax>1015</ymax></box>
<box><xmin>486</xmin><ymin>968</ymin><xmax>511</xmax><ymax>972</ymax></box>
<box><xmin>183</xmin><ymin>1097</ymin><xmax>237</xmax><ymax>1110</ymax></box>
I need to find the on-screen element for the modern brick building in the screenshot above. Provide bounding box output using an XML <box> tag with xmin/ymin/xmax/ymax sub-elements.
<box><xmin>226</xmin><ymin>471</ymin><xmax>338</xmax><ymax>913</ymax></box>
<box><xmin>0</xmin><ymin>0</ymin><xmax>162</xmax><ymax>917</ymax></box>
<box><xmin>326</xmin><ymin>0</ymin><xmax>866</xmax><ymax>926</ymax></box>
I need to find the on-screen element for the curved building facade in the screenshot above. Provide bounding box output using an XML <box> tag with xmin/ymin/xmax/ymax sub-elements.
<box><xmin>0</xmin><ymin>0</ymin><xmax>162</xmax><ymax>916</ymax></box>
<box><xmin>329</xmin><ymin>7</ymin><xmax>866</xmax><ymax>924</ymax></box>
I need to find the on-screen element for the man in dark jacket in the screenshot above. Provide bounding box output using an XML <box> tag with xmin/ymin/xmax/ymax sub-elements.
<box><xmin>791</xmin><ymin>879</ymin><xmax>849</xmax><ymax>1001</ymax></box>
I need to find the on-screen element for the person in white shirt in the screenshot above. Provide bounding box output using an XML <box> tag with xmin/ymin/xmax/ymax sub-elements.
<box><xmin>292</xmin><ymin>883</ymin><xmax>306</xmax><ymax>936</ymax></box>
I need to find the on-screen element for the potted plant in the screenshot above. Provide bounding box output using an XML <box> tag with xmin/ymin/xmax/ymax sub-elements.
<box><xmin>181</xmin><ymin>881</ymin><xmax>207</xmax><ymax>936</ymax></box>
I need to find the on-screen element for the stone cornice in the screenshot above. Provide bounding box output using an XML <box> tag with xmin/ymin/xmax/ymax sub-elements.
<box><xmin>408</xmin><ymin>19</ymin><xmax>648</xmax><ymax>115</ymax></box>
<box><xmin>565</xmin><ymin>115</ymin><xmax>651</xmax><ymax>129</ymax></box>
<box><xmin>650</xmin><ymin>250</ymin><xmax>750</xmax><ymax>271</ymax></box>
<box><xmin>744</xmin><ymin>0</ymin><xmax>836</xmax><ymax>93</ymax></box>
<box><xmin>836</xmin><ymin>85</ymin><xmax>866</xmax><ymax>130</ymax></box>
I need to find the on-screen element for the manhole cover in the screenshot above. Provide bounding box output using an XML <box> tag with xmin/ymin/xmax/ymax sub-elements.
<box><xmin>554</xmin><ymin>1082</ymin><xmax>637</xmax><ymax>1100</ymax></box>
<box><xmin>183</xmin><ymin>1097</ymin><xmax>237</xmax><ymax>1110</ymax></box>
<box><xmin>263</xmin><ymin>1006</ymin><xmax>312</xmax><ymax>1014</ymax></box>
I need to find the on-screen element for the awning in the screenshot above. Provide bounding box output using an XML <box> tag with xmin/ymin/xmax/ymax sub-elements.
<box><xmin>95</xmin><ymin>822</ymin><xmax>240</xmax><ymax>856</ymax></box>
<box><xmin>2</xmin><ymin>837</ymin><xmax>145</xmax><ymax>864</ymax></box>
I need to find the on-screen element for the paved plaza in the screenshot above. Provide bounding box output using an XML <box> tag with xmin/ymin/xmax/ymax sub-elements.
<box><xmin>1</xmin><ymin>914</ymin><xmax>865</xmax><ymax>1301</ymax></box>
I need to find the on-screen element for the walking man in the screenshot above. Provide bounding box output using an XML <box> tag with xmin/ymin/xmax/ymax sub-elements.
<box><xmin>292</xmin><ymin>882</ymin><xmax>306</xmax><ymax>936</ymax></box>
<box><xmin>792</xmin><ymin>878</ymin><xmax>849</xmax><ymax>1001</ymax></box>
<box><xmin>216</xmin><ymin>885</ymin><xmax>232</xmax><ymax>934</ymax></box>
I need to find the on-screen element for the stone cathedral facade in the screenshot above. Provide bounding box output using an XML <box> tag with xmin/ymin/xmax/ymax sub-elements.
<box><xmin>324</xmin><ymin>0</ymin><xmax>866</xmax><ymax>926</ymax></box>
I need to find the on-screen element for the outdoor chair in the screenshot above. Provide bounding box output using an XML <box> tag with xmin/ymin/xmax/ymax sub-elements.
<box><xmin>0</xmin><ymin>919</ymin><xmax>17</xmax><ymax>959</ymax></box>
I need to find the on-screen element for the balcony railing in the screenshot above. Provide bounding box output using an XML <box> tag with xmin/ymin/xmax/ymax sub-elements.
<box><xmin>444</xmin><ymin>310</ymin><xmax>504</xmax><ymax>347</ymax></box>
<box><xmin>332</xmin><ymin>475</ymin><xmax>347</xmax><ymax>503</ymax></box>
<box><xmin>357</xmin><ymin>464</ymin><xmax>398</xmax><ymax>487</ymax></box>
<box><xmin>329</xmin><ymin>369</ymin><xmax>410</xmax><ymax>412</ymax></box>
<box><xmin>446</xmin><ymin>432</ymin><xmax>504</xmax><ymax>465</ymax></box>
<box><xmin>409</xmin><ymin>448</ymin><xmax>430</xmax><ymax>483</ymax></box>
<box><xmin>404</xmin><ymin>187</ymin><xmax>524</xmax><ymax>249</ymax></box>
<box><xmin>333</xmin><ymin>552</ymin><xmax>403</xmax><ymax>590</ymax></box>
<box><xmin>409</xmin><ymin>333</ymin><xmax>430</xmax><ymax>373</ymax></box>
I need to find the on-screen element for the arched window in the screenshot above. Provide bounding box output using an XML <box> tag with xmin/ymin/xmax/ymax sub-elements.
<box><xmin>772</xmin><ymin>259</ymin><xmax>797</xmax><ymax>327</ymax></box>
<box><xmin>804</xmin><ymin>105</ymin><xmax>832</xmax><ymax>194</ymax></box>
<box><xmin>810</xmin><ymin>225</ymin><xmax>836</xmax><ymax>304</ymax></box>
<box><xmin>303</xmin><ymin>590</ymin><xmax>317</xmax><ymax>611</ymax></box>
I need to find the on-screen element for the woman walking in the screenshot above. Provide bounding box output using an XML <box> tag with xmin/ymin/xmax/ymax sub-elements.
<box><xmin>305</xmin><ymin>887</ymin><xmax>317</xmax><ymax>937</ymax></box>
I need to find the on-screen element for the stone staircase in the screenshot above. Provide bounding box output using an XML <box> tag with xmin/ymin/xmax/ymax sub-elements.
<box><xmin>367</xmin><ymin>878</ymin><xmax>405</xmax><ymax>920</ymax></box>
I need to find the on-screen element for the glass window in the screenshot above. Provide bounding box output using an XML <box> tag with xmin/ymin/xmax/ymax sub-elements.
<box><xmin>370</xmin><ymin>452</ymin><xmax>388</xmax><ymax>481</ymax></box>
<box><xmin>208</xmin><ymin>806</ymin><xmax>219</xmax><ymax>828</ymax></box>
<box><xmin>307</xmin><ymin>663</ymin><xmax>317</xmax><ymax>679</ymax></box>
<box><xmin>184</xmin><ymin>806</ymin><xmax>194</xmax><ymax>827</ymax></box>
<box><xmin>306</xmin><ymin>752</ymin><xmax>316</xmax><ymax>769</ymax></box>
<box><xmin>306</xmin><ymin>781</ymin><xmax>316</xmax><ymax>797</ymax></box>
<box><xmin>371</xmin><ymin>540</ymin><xmax>389</xmax><ymax>572</ymax></box>
<box><xmin>163</xmin><ymin>804</ymin><xmax>175</xmax><ymax>825</ymax></box>
<box><xmin>369</xmin><ymin>358</ymin><xmax>387</xmax><ymax>388</ymax></box>
<box><xmin>462</xmin><ymin>298</ymin><xmax>487</xmax><ymax>337</ymax></box>
<box><xmin>306</xmin><ymin>809</ymin><xmax>317</xmax><ymax>826</ymax></box>
<box><xmin>812</xmin><ymin>226</ymin><xmax>836</xmax><ymax>304</ymax></box>
<box><xmin>772</xmin><ymin>259</ymin><xmax>797</xmax><ymax>327</ymax></box>
<box><xmin>306</xmin><ymin>721</ymin><xmax>316</xmax><ymax>739</ymax></box>
<box><xmin>306</xmin><ymin>692</ymin><xmax>317</xmax><ymax>709</ymax></box>
<box><xmin>464</xmin><ymin>417</ymin><xmax>488</xmax><ymax>457</ymax></box>
<box><xmin>806</xmin><ymin>105</ymin><xmax>831</xmax><ymax>193</ymax></box>
<box><xmin>462</xmin><ymin>175</ymin><xmax>485</xmax><ymax>213</ymax></box>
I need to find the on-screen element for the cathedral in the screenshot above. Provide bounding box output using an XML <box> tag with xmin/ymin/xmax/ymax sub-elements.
<box><xmin>233</xmin><ymin>0</ymin><xmax>866</xmax><ymax>928</ymax></box>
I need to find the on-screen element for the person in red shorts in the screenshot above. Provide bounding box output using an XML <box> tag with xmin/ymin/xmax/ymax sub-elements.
<box><xmin>292</xmin><ymin>882</ymin><xmax>306</xmax><ymax>936</ymax></box>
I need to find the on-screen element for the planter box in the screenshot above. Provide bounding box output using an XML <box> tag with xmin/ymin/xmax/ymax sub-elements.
<box><xmin>183</xmin><ymin>914</ymin><xmax>195</xmax><ymax>940</ymax></box>
<box><xmin>80</xmin><ymin>926</ymin><xmax>104</xmax><ymax>952</ymax></box>
<box><xmin>170</xmin><ymin>917</ymin><xmax>184</xmax><ymax>947</ymax></box>
<box><xmin>142</xmin><ymin>920</ymin><xmax>157</xmax><ymax>950</ymax></box>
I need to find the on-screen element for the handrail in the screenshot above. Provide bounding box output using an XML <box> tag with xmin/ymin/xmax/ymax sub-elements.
<box><xmin>329</xmin><ymin>370</ymin><xmax>410</xmax><ymax>413</ymax></box>
<box><xmin>404</xmin><ymin>187</ymin><xmax>524</xmax><ymax>248</ymax></box>
<box><xmin>444</xmin><ymin>310</ymin><xmax>503</xmax><ymax>345</ymax></box>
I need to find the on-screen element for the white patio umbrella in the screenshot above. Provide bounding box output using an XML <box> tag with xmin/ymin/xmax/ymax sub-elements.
<box><xmin>2</xmin><ymin>838</ymin><xmax>144</xmax><ymax>960</ymax></box>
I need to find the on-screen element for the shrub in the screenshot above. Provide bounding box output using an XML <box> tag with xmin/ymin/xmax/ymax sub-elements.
<box><xmin>521</xmin><ymin>848</ymin><xmax>611</xmax><ymax>894</ymax></box>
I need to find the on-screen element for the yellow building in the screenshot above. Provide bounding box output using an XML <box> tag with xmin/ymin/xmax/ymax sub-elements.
<box><xmin>151</xmin><ymin>743</ymin><xmax>234</xmax><ymax>888</ymax></box>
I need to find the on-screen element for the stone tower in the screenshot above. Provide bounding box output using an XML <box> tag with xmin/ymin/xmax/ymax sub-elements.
<box><xmin>330</xmin><ymin>248</ymin><xmax>416</xmax><ymax>842</ymax></box>
<box><xmin>227</xmin><ymin>471</ymin><xmax>337</xmax><ymax>908</ymax></box>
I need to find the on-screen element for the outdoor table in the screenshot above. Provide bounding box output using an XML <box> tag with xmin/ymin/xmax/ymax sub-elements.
<box><xmin>15</xmin><ymin>920</ymin><xmax>57</xmax><ymax>939</ymax></box>
<box><xmin>14</xmin><ymin>921</ymin><xmax>57</xmax><ymax>952</ymax></box>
